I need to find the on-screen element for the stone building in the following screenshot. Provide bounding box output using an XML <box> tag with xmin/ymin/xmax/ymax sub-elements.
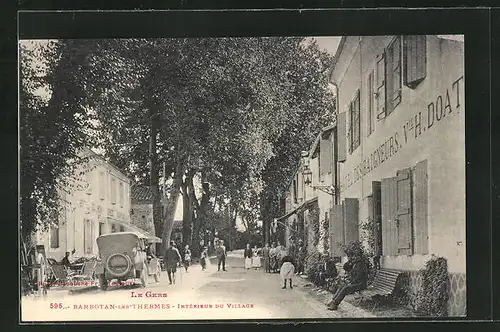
<box><xmin>330</xmin><ymin>35</ymin><xmax>465</xmax><ymax>316</ymax></box>
<box><xmin>36</xmin><ymin>148</ymin><xmax>132</xmax><ymax>260</ymax></box>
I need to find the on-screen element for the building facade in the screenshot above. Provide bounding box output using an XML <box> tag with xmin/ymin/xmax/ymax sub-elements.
<box><xmin>37</xmin><ymin>148</ymin><xmax>132</xmax><ymax>260</ymax></box>
<box><xmin>330</xmin><ymin>35</ymin><xmax>465</xmax><ymax>315</ymax></box>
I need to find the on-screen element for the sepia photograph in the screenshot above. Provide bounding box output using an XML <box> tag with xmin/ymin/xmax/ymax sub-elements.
<box><xmin>19</xmin><ymin>33</ymin><xmax>465</xmax><ymax>322</ymax></box>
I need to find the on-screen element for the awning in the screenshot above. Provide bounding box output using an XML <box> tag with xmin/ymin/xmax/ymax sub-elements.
<box><xmin>275</xmin><ymin>197</ymin><xmax>318</xmax><ymax>222</ymax></box>
<box><xmin>106</xmin><ymin>217</ymin><xmax>161</xmax><ymax>243</ymax></box>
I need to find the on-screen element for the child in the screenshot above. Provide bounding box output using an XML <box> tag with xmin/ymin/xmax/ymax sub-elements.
<box><xmin>184</xmin><ymin>245</ymin><xmax>192</xmax><ymax>272</ymax></box>
<box><xmin>200</xmin><ymin>247</ymin><xmax>208</xmax><ymax>271</ymax></box>
<box><xmin>280</xmin><ymin>255</ymin><xmax>295</xmax><ymax>289</ymax></box>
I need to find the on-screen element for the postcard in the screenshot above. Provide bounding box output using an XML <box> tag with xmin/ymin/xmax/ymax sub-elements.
<box><xmin>19</xmin><ymin>28</ymin><xmax>466</xmax><ymax>321</ymax></box>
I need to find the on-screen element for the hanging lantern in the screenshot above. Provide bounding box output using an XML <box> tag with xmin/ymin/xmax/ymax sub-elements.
<box><xmin>303</xmin><ymin>167</ymin><xmax>313</xmax><ymax>185</ymax></box>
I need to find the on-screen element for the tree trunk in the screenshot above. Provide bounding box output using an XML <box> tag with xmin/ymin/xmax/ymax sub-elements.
<box><xmin>149</xmin><ymin>111</ymin><xmax>163</xmax><ymax>253</ymax></box>
<box><xmin>181</xmin><ymin>172</ymin><xmax>194</xmax><ymax>248</ymax></box>
<box><xmin>192</xmin><ymin>171</ymin><xmax>210</xmax><ymax>257</ymax></box>
<box><xmin>161</xmin><ymin>162</ymin><xmax>184</xmax><ymax>254</ymax></box>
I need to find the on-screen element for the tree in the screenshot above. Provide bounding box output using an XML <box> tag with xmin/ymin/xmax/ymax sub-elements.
<box><xmin>19</xmin><ymin>40</ymin><xmax>102</xmax><ymax>241</ymax></box>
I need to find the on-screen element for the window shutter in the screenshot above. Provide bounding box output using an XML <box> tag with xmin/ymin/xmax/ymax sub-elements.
<box><xmin>404</xmin><ymin>35</ymin><xmax>427</xmax><ymax>89</ymax></box>
<box><xmin>84</xmin><ymin>219</ymin><xmax>93</xmax><ymax>254</ymax></box>
<box><xmin>386</xmin><ymin>37</ymin><xmax>402</xmax><ymax>115</ymax></box>
<box><xmin>372</xmin><ymin>181</ymin><xmax>383</xmax><ymax>256</ymax></box>
<box><xmin>99</xmin><ymin>172</ymin><xmax>105</xmax><ymax>200</ymax></box>
<box><xmin>367</xmin><ymin>70</ymin><xmax>375</xmax><ymax>135</ymax></box>
<box><xmin>375</xmin><ymin>53</ymin><xmax>386</xmax><ymax>120</ymax></box>
<box><xmin>347</xmin><ymin>103</ymin><xmax>352</xmax><ymax>154</ymax></box>
<box><xmin>330</xmin><ymin>204</ymin><xmax>344</xmax><ymax>256</ymax></box>
<box><xmin>396</xmin><ymin>168</ymin><xmax>413</xmax><ymax>255</ymax></box>
<box><xmin>381</xmin><ymin>175</ymin><xmax>398</xmax><ymax>255</ymax></box>
<box><xmin>337</xmin><ymin>112</ymin><xmax>347</xmax><ymax>162</ymax></box>
<box><xmin>343</xmin><ymin>198</ymin><xmax>359</xmax><ymax>246</ymax></box>
<box><xmin>297</xmin><ymin>172</ymin><xmax>303</xmax><ymax>201</ymax></box>
<box><xmin>320</xmin><ymin>132</ymin><xmax>332</xmax><ymax>180</ymax></box>
<box><xmin>413</xmin><ymin>160</ymin><xmax>429</xmax><ymax>254</ymax></box>
<box><xmin>352</xmin><ymin>90</ymin><xmax>361</xmax><ymax>150</ymax></box>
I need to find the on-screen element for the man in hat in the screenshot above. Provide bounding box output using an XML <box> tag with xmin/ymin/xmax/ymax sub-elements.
<box><xmin>215</xmin><ymin>240</ymin><xmax>227</xmax><ymax>271</ymax></box>
<box><xmin>326</xmin><ymin>248</ymin><xmax>368</xmax><ymax>310</ymax></box>
<box><xmin>164</xmin><ymin>241</ymin><xmax>182</xmax><ymax>285</ymax></box>
<box><xmin>296</xmin><ymin>240</ymin><xmax>306</xmax><ymax>275</ymax></box>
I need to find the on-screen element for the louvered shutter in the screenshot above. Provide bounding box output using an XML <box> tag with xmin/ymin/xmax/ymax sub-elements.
<box><xmin>372</xmin><ymin>181</ymin><xmax>383</xmax><ymax>256</ymax></box>
<box><xmin>330</xmin><ymin>204</ymin><xmax>344</xmax><ymax>256</ymax></box>
<box><xmin>320</xmin><ymin>132</ymin><xmax>333</xmax><ymax>180</ymax></box>
<box><xmin>396</xmin><ymin>168</ymin><xmax>413</xmax><ymax>255</ymax></box>
<box><xmin>404</xmin><ymin>35</ymin><xmax>427</xmax><ymax>89</ymax></box>
<box><xmin>337</xmin><ymin>112</ymin><xmax>347</xmax><ymax>162</ymax></box>
<box><xmin>413</xmin><ymin>160</ymin><xmax>429</xmax><ymax>254</ymax></box>
<box><xmin>297</xmin><ymin>171</ymin><xmax>303</xmax><ymax>201</ymax></box>
<box><xmin>343</xmin><ymin>198</ymin><xmax>359</xmax><ymax>246</ymax></box>
<box><xmin>386</xmin><ymin>36</ymin><xmax>402</xmax><ymax>115</ymax></box>
<box><xmin>376</xmin><ymin>53</ymin><xmax>386</xmax><ymax>120</ymax></box>
<box><xmin>347</xmin><ymin>103</ymin><xmax>352</xmax><ymax>154</ymax></box>
<box><xmin>381</xmin><ymin>176</ymin><xmax>398</xmax><ymax>255</ymax></box>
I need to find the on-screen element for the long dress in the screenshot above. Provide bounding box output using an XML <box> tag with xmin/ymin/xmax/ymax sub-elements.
<box><xmin>269</xmin><ymin>248</ymin><xmax>278</xmax><ymax>272</ymax></box>
<box><xmin>251</xmin><ymin>250</ymin><xmax>261</xmax><ymax>268</ymax></box>
<box><xmin>280</xmin><ymin>262</ymin><xmax>295</xmax><ymax>282</ymax></box>
<box><xmin>244</xmin><ymin>248</ymin><xmax>252</xmax><ymax>269</ymax></box>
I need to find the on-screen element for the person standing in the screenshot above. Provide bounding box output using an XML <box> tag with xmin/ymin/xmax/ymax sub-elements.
<box><xmin>269</xmin><ymin>242</ymin><xmax>278</xmax><ymax>273</ymax></box>
<box><xmin>164</xmin><ymin>241</ymin><xmax>182</xmax><ymax>285</ymax></box>
<box><xmin>183</xmin><ymin>245</ymin><xmax>192</xmax><ymax>273</ymax></box>
<box><xmin>262</xmin><ymin>243</ymin><xmax>271</xmax><ymax>273</ymax></box>
<box><xmin>296</xmin><ymin>240</ymin><xmax>306</xmax><ymax>275</ymax></box>
<box><xmin>200</xmin><ymin>247</ymin><xmax>208</xmax><ymax>271</ymax></box>
<box><xmin>251</xmin><ymin>245</ymin><xmax>261</xmax><ymax>270</ymax></box>
<box><xmin>216</xmin><ymin>240</ymin><xmax>227</xmax><ymax>271</ymax></box>
<box><xmin>280</xmin><ymin>255</ymin><xmax>295</xmax><ymax>289</ymax></box>
<box><xmin>244</xmin><ymin>243</ymin><xmax>252</xmax><ymax>270</ymax></box>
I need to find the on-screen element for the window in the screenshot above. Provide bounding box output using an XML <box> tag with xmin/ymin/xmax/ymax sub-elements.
<box><xmin>349</xmin><ymin>90</ymin><xmax>361</xmax><ymax>153</ymax></box>
<box><xmin>84</xmin><ymin>219</ymin><xmax>93</xmax><ymax>254</ymax></box>
<box><xmin>111</xmin><ymin>177</ymin><xmax>116</xmax><ymax>205</ymax></box>
<box><xmin>367</xmin><ymin>70</ymin><xmax>375</xmax><ymax>136</ymax></box>
<box><xmin>319</xmin><ymin>131</ymin><xmax>333</xmax><ymax>181</ymax></box>
<box><xmin>385</xmin><ymin>36</ymin><xmax>402</xmax><ymax>115</ymax></box>
<box><xmin>99</xmin><ymin>222</ymin><xmax>105</xmax><ymax>236</ymax></box>
<box><xmin>50</xmin><ymin>217</ymin><xmax>59</xmax><ymax>249</ymax></box>
<box><xmin>119</xmin><ymin>182</ymin><xmax>124</xmax><ymax>207</ymax></box>
<box><xmin>293</xmin><ymin>178</ymin><xmax>298</xmax><ymax>204</ymax></box>
<box><xmin>99</xmin><ymin>172</ymin><xmax>105</xmax><ymax>200</ymax></box>
<box><xmin>404</xmin><ymin>35</ymin><xmax>427</xmax><ymax>89</ymax></box>
<box><xmin>86</xmin><ymin>170</ymin><xmax>92</xmax><ymax>195</ymax></box>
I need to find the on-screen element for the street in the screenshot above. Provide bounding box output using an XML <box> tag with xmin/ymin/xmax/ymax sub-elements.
<box><xmin>21</xmin><ymin>250</ymin><xmax>373</xmax><ymax>321</ymax></box>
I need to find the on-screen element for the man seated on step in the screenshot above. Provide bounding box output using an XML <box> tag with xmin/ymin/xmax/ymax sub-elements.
<box><xmin>326</xmin><ymin>247</ymin><xmax>368</xmax><ymax>311</ymax></box>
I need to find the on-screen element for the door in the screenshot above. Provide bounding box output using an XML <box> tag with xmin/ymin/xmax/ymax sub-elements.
<box><xmin>84</xmin><ymin>219</ymin><xmax>93</xmax><ymax>254</ymax></box>
<box><xmin>381</xmin><ymin>168</ymin><xmax>413</xmax><ymax>256</ymax></box>
<box><xmin>372</xmin><ymin>181</ymin><xmax>383</xmax><ymax>256</ymax></box>
<box><xmin>330</xmin><ymin>205</ymin><xmax>344</xmax><ymax>257</ymax></box>
<box><xmin>396</xmin><ymin>168</ymin><xmax>413</xmax><ymax>255</ymax></box>
<box><xmin>343</xmin><ymin>198</ymin><xmax>359</xmax><ymax>246</ymax></box>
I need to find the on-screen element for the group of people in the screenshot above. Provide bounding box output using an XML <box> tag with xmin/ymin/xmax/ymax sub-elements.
<box><xmin>243</xmin><ymin>244</ymin><xmax>262</xmax><ymax>270</ymax></box>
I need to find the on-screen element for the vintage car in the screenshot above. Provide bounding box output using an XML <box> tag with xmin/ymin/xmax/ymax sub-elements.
<box><xmin>95</xmin><ymin>232</ymin><xmax>162</xmax><ymax>290</ymax></box>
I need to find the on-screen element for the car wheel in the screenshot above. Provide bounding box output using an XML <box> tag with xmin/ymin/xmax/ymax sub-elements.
<box><xmin>140</xmin><ymin>264</ymin><xmax>148</xmax><ymax>288</ymax></box>
<box><xmin>99</xmin><ymin>274</ymin><xmax>108</xmax><ymax>291</ymax></box>
<box><xmin>154</xmin><ymin>264</ymin><xmax>161</xmax><ymax>283</ymax></box>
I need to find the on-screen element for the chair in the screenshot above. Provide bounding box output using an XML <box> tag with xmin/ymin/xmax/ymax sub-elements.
<box><xmin>47</xmin><ymin>264</ymin><xmax>68</xmax><ymax>287</ymax></box>
<box><xmin>70</xmin><ymin>261</ymin><xmax>97</xmax><ymax>281</ymax></box>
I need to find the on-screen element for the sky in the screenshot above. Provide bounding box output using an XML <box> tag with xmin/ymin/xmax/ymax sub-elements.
<box><xmin>21</xmin><ymin>37</ymin><xmax>342</xmax><ymax>227</ymax></box>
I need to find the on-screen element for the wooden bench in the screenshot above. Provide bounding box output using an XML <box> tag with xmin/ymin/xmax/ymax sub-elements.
<box><xmin>353</xmin><ymin>269</ymin><xmax>403</xmax><ymax>310</ymax></box>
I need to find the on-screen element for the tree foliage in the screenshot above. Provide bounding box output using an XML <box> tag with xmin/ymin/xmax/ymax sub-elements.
<box><xmin>20</xmin><ymin>37</ymin><xmax>336</xmax><ymax>254</ymax></box>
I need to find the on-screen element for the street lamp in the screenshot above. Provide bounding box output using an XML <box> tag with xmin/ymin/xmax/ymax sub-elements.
<box><xmin>303</xmin><ymin>167</ymin><xmax>313</xmax><ymax>185</ymax></box>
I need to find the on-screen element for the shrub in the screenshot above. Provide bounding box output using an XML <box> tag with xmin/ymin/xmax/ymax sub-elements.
<box><xmin>415</xmin><ymin>256</ymin><xmax>450</xmax><ymax>317</ymax></box>
<box><xmin>305</xmin><ymin>248</ymin><xmax>325</xmax><ymax>286</ymax></box>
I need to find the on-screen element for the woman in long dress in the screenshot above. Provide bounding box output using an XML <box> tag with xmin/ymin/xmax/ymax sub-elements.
<box><xmin>251</xmin><ymin>246</ymin><xmax>261</xmax><ymax>269</ymax></box>
<box><xmin>262</xmin><ymin>243</ymin><xmax>271</xmax><ymax>273</ymax></box>
<box><xmin>269</xmin><ymin>242</ymin><xmax>278</xmax><ymax>273</ymax></box>
<box><xmin>244</xmin><ymin>243</ymin><xmax>252</xmax><ymax>270</ymax></box>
